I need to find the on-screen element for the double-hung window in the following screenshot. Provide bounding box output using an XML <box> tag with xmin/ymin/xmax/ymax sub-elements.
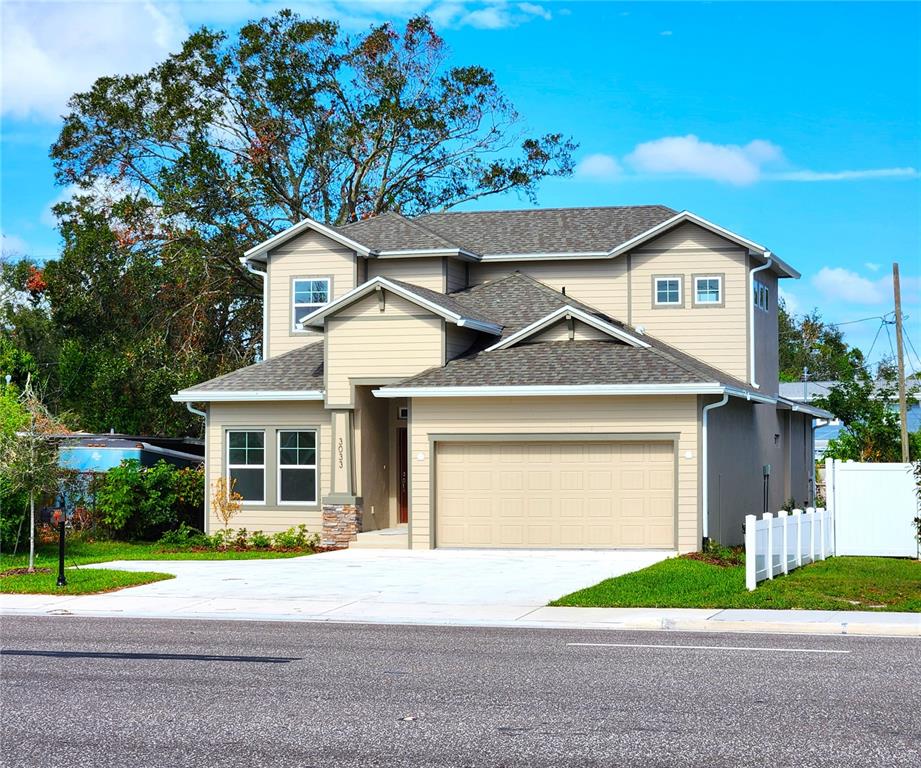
<box><xmin>227</xmin><ymin>431</ymin><xmax>265</xmax><ymax>503</ymax></box>
<box><xmin>292</xmin><ymin>278</ymin><xmax>330</xmax><ymax>330</ymax></box>
<box><xmin>694</xmin><ymin>275</ymin><xmax>722</xmax><ymax>306</ymax></box>
<box><xmin>654</xmin><ymin>276</ymin><xmax>682</xmax><ymax>306</ymax></box>
<box><xmin>278</xmin><ymin>430</ymin><xmax>318</xmax><ymax>504</ymax></box>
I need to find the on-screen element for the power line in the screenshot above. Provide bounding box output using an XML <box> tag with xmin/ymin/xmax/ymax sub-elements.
<box><xmin>866</xmin><ymin>319</ymin><xmax>885</xmax><ymax>361</ymax></box>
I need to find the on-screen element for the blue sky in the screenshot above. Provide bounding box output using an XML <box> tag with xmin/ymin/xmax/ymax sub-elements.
<box><xmin>2</xmin><ymin>1</ymin><xmax>919</xmax><ymax>367</ymax></box>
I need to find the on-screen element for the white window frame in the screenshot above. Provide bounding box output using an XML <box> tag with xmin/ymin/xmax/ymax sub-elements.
<box><xmin>694</xmin><ymin>275</ymin><xmax>722</xmax><ymax>306</ymax></box>
<box><xmin>276</xmin><ymin>429</ymin><xmax>319</xmax><ymax>506</ymax></box>
<box><xmin>292</xmin><ymin>277</ymin><xmax>331</xmax><ymax>331</ymax></box>
<box><xmin>654</xmin><ymin>276</ymin><xmax>683</xmax><ymax>307</ymax></box>
<box><xmin>226</xmin><ymin>430</ymin><xmax>265</xmax><ymax>506</ymax></box>
<box><xmin>754</xmin><ymin>279</ymin><xmax>770</xmax><ymax>311</ymax></box>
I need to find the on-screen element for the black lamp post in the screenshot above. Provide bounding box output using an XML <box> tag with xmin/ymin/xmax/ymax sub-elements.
<box><xmin>55</xmin><ymin>512</ymin><xmax>67</xmax><ymax>588</ymax></box>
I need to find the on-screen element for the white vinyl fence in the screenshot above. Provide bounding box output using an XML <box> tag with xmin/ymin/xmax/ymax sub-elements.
<box><xmin>826</xmin><ymin>459</ymin><xmax>920</xmax><ymax>558</ymax></box>
<box><xmin>744</xmin><ymin>508</ymin><xmax>833</xmax><ymax>591</ymax></box>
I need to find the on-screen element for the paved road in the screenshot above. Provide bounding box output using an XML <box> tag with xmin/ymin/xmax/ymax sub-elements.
<box><xmin>1</xmin><ymin>616</ymin><xmax>918</xmax><ymax>767</ymax></box>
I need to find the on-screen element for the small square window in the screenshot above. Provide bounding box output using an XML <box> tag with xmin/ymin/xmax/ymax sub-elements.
<box><xmin>654</xmin><ymin>277</ymin><xmax>682</xmax><ymax>306</ymax></box>
<box><xmin>292</xmin><ymin>278</ymin><xmax>330</xmax><ymax>330</ymax></box>
<box><xmin>695</xmin><ymin>276</ymin><xmax>722</xmax><ymax>305</ymax></box>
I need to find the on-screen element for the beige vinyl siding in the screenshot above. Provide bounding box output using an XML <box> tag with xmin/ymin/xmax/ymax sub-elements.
<box><xmin>353</xmin><ymin>386</ymin><xmax>391</xmax><ymax>530</ymax></box>
<box><xmin>630</xmin><ymin>223</ymin><xmax>748</xmax><ymax>380</ymax></box>
<box><xmin>524</xmin><ymin>318</ymin><xmax>614</xmax><ymax>343</ymax></box>
<box><xmin>410</xmin><ymin>396</ymin><xmax>699</xmax><ymax>553</ymax></box>
<box><xmin>469</xmin><ymin>259</ymin><xmax>629</xmax><ymax>320</ymax></box>
<box><xmin>206</xmin><ymin>401</ymin><xmax>331</xmax><ymax>534</ymax></box>
<box><xmin>325</xmin><ymin>291</ymin><xmax>443</xmax><ymax>407</ymax></box>
<box><xmin>446</xmin><ymin>258</ymin><xmax>468</xmax><ymax>293</ymax></box>
<box><xmin>267</xmin><ymin>230</ymin><xmax>357</xmax><ymax>359</ymax></box>
<box><xmin>752</xmin><ymin>264</ymin><xmax>779</xmax><ymax>394</ymax></box>
<box><xmin>445</xmin><ymin>324</ymin><xmax>478</xmax><ymax>360</ymax></box>
<box><xmin>367</xmin><ymin>256</ymin><xmax>444</xmax><ymax>291</ymax></box>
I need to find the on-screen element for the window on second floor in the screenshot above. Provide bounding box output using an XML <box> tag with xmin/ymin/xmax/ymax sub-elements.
<box><xmin>694</xmin><ymin>275</ymin><xmax>722</xmax><ymax>306</ymax></box>
<box><xmin>292</xmin><ymin>278</ymin><xmax>330</xmax><ymax>331</ymax></box>
<box><xmin>654</xmin><ymin>276</ymin><xmax>682</xmax><ymax>307</ymax></box>
<box><xmin>754</xmin><ymin>279</ymin><xmax>770</xmax><ymax>311</ymax></box>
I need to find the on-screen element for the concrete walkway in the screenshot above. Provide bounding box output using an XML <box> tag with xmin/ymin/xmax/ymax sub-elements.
<box><xmin>2</xmin><ymin>549</ymin><xmax>918</xmax><ymax>637</ymax></box>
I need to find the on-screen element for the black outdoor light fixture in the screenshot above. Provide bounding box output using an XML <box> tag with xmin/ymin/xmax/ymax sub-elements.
<box><xmin>55</xmin><ymin>510</ymin><xmax>67</xmax><ymax>588</ymax></box>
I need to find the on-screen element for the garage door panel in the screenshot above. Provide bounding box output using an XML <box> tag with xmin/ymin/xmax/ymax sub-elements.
<box><xmin>435</xmin><ymin>440</ymin><xmax>675</xmax><ymax>549</ymax></box>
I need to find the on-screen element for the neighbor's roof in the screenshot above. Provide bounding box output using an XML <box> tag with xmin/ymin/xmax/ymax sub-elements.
<box><xmin>779</xmin><ymin>379</ymin><xmax>921</xmax><ymax>402</ymax></box>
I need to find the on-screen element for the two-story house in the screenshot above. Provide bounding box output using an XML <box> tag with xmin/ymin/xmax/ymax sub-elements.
<box><xmin>173</xmin><ymin>206</ymin><xmax>830</xmax><ymax>552</ymax></box>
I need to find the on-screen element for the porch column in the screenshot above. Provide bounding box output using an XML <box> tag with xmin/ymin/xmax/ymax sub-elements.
<box><xmin>322</xmin><ymin>410</ymin><xmax>363</xmax><ymax>547</ymax></box>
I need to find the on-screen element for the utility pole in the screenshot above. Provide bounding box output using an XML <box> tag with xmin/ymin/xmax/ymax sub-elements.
<box><xmin>893</xmin><ymin>262</ymin><xmax>909</xmax><ymax>462</ymax></box>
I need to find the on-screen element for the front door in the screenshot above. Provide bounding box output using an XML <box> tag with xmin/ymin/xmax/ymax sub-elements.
<box><xmin>398</xmin><ymin>427</ymin><xmax>408</xmax><ymax>524</ymax></box>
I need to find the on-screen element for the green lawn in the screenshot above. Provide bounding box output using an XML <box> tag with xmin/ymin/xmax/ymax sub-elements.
<box><xmin>0</xmin><ymin>568</ymin><xmax>174</xmax><ymax>595</ymax></box>
<box><xmin>552</xmin><ymin>556</ymin><xmax>921</xmax><ymax>612</ymax></box>
<box><xmin>0</xmin><ymin>539</ymin><xmax>311</xmax><ymax>572</ymax></box>
<box><xmin>0</xmin><ymin>539</ymin><xmax>312</xmax><ymax>596</ymax></box>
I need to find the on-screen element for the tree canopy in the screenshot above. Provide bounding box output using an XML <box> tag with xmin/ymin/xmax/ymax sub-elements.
<box><xmin>778</xmin><ymin>300</ymin><xmax>858</xmax><ymax>382</ymax></box>
<box><xmin>0</xmin><ymin>12</ymin><xmax>575</xmax><ymax>436</ymax></box>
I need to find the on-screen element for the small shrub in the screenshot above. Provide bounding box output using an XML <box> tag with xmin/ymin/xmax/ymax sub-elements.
<box><xmin>211</xmin><ymin>476</ymin><xmax>242</xmax><ymax>531</ymax></box>
<box><xmin>157</xmin><ymin>523</ymin><xmax>209</xmax><ymax>550</ymax></box>
<box><xmin>233</xmin><ymin>528</ymin><xmax>249</xmax><ymax>549</ymax></box>
<box><xmin>271</xmin><ymin>524</ymin><xmax>320</xmax><ymax>550</ymax></box>
<box><xmin>249</xmin><ymin>530</ymin><xmax>271</xmax><ymax>549</ymax></box>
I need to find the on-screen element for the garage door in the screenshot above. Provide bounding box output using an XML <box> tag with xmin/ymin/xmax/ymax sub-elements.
<box><xmin>435</xmin><ymin>440</ymin><xmax>675</xmax><ymax>549</ymax></box>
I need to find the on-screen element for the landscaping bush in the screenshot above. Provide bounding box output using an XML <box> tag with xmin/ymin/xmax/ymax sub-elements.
<box><xmin>155</xmin><ymin>523</ymin><xmax>319</xmax><ymax>552</ymax></box>
<box><xmin>95</xmin><ymin>460</ymin><xmax>204</xmax><ymax>540</ymax></box>
<box><xmin>271</xmin><ymin>524</ymin><xmax>319</xmax><ymax>550</ymax></box>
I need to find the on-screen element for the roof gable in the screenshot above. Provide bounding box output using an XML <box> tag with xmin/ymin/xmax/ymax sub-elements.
<box><xmin>485</xmin><ymin>305</ymin><xmax>650</xmax><ymax>351</ymax></box>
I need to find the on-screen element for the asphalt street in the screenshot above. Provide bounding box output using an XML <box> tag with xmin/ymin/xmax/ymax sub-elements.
<box><xmin>1</xmin><ymin>616</ymin><xmax>918</xmax><ymax>767</ymax></box>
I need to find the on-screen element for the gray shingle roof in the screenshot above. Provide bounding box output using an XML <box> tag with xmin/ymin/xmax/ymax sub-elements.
<box><xmin>398</xmin><ymin>341</ymin><xmax>716</xmax><ymax>388</ymax></box>
<box><xmin>415</xmin><ymin>205</ymin><xmax>676</xmax><ymax>255</ymax></box>
<box><xmin>181</xmin><ymin>342</ymin><xmax>324</xmax><ymax>393</ymax></box>
<box><xmin>335</xmin><ymin>205</ymin><xmax>677</xmax><ymax>256</ymax></box>
<box><xmin>335</xmin><ymin>212</ymin><xmax>460</xmax><ymax>251</ymax></box>
<box><xmin>382</xmin><ymin>278</ymin><xmax>502</xmax><ymax>328</ymax></box>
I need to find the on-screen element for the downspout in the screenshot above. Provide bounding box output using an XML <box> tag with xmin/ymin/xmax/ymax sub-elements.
<box><xmin>748</xmin><ymin>252</ymin><xmax>773</xmax><ymax>389</ymax></box>
<box><xmin>185</xmin><ymin>402</ymin><xmax>206</xmax><ymax>419</ymax></box>
<box><xmin>184</xmin><ymin>402</ymin><xmax>209</xmax><ymax>533</ymax></box>
<box><xmin>701</xmin><ymin>393</ymin><xmax>730</xmax><ymax>546</ymax></box>
<box><xmin>244</xmin><ymin>258</ymin><xmax>268</xmax><ymax>360</ymax></box>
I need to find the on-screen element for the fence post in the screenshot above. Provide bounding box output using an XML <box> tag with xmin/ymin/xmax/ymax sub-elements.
<box><xmin>745</xmin><ymin>514</ymin><xmax>757</xmax><ymax>591</ymax></box>
<box><xmin>818</xmin><ymin>508</ymin><xmax>826</xmax><ymax>561</ymax></box>
<box><xmin>806</xmin><ymin>507</ymin><xmax>815</xmax><ymax>563</ymax></box>
<box><xmin>779</xmin><ymin>510</ymin><xmax>789</xmax><ymax>575</ymax></box>
<box><xmin>792</xmin><ymin>509</ymin><xmax>802</xmax><ymax>567</ymax></box>
<box><xmin>763</xmin><ymin>512</ymin><xmax>774</xmax><ymax>579</ymax></box>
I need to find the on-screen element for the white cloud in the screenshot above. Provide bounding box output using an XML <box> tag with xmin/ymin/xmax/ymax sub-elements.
<box><xmin>432</xmin><ymin>1</ymin><xmax>552</xmax><ymax>29</ymax></box>
<box><xmin>865</xmin><ymin>262</ymin><xmax>881</xmax><ymax>272</ymax></box>
<box><xmin>625</xmin><ymin>135</ymin><xmax>785</xmax><ymax>185</ymax></box>
<box><xmin>1</xmin><ymin>0</ymin><xmax>189</xmax><ymax>121</ymax></box>
<box><xmin>766</xmin><ymin>167</ymin><xmax>919</xmax><ymax>182</ymax></box>
<box><xmin>812</xmin><ymin>267</ymin><xmax>920</xmax><ymax>307</ymax></box>
<box><xmin>574</xmin><ymin>153</ymin><xmax>622</xmax><ymax>180</ymax></box>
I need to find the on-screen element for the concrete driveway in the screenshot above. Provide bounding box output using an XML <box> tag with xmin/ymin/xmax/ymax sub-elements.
<box><xmin>1</xmin><ymin>548</ymin><xmax>671</xmax><ymax>625</ymax></box>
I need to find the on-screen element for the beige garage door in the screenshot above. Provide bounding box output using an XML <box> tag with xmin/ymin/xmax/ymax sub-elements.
<box><xmin>436</xmin><ymin>440</ymin><xmax>675</xmax><ymax>549</ymax></box>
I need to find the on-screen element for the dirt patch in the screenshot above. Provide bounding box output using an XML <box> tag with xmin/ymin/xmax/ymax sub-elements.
<box><xmin>1</xmin><ymin>567</ymin><xmax>53</xmax><ymax>577</ymax></box>
<box><xmin>682</xmin><ymin>550</ymin><xmax>744</xmax><ymax>568</ymax></box>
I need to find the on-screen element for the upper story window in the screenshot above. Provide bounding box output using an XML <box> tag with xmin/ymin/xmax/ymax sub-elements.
<box><xmin>292</xmin><ymin>278</ymin><xmax>330</xmax><ymax>331</ymax></box>
<box><xmin>227</xmin><ymin>430</ymin><xmax>265</xmax><ymax>504</ymax></box>
<box><xmin>694</xmin><ymin>275</ymin><xmax>723</xmax><ymax>306</ymax></box>
<box><xmin>654</xmin><ymin>276</ymin><xmax>683</xmax><ymax>307</ymax></box>
<box><xmin>754</xmin><ymin>279</ymin><xmax>770</xmax><ymax>311</ymax></box>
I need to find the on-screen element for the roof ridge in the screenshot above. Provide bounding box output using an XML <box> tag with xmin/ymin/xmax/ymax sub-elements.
<box><xmin>395</xmin><ymin>215</ymin><xmax>471</xmax><ymax>251</ymax></box>
<box><xmin>416</xmin><ymin>204</ymin><xmax>676</xmax><ymax>217</ymax></box>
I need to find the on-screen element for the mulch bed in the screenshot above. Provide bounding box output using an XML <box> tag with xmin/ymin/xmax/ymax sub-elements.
<box><xmin>682</xmin><ymin>551</ymin><xmax>744</xmax><ymax>568</ymax></box>
<box><xmin>1</xmin><ymin>567</ymin><xmax>53</xmax><ymax>577</ymax></box>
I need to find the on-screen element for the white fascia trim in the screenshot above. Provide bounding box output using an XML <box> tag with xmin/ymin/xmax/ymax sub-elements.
<box><xmin>243</xmin><ymin>217</ymin><xmax>372</xmax><ymax>260</ymax></box>
<box><xmin>723</xmin><ymin>386</ymin><xmax>777</xmax><ymax>405</ymax></box>
<box><xmin>374</xmin><ymin>248</ymin><xmax>480</xmax><ymax>262</ymax></box>
<box><xmin>480</xmin><ymin>251</ymin><xmax>610</xmax><ymax>262</ymax></box>
<box><xmin>374</xmin><ymin>383</ymin><xmax>724</xmax><ymax>398</ymax></box>
<box><xmin>300</xmin><ymin>276</ymin><xmax>502</xmax><ymax>335</ymax></box>
<box><xmin>484</xmin><ymin>305</ymin><xmax>650</xmax><ymax>352</ymax></box>
<box><xmin>777</xmin><ymin>396</ymin><xmax>835</xmax><ymax>419</ymax></box>
<box><xmin>171</xmin><ymin>391</ymin><xmax>325</xmax><ymax>403</ymax></box>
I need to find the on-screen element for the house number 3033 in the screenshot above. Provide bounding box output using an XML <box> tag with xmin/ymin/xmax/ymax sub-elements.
<box><xmin>337</xmin><ymin>437</ymin><xmax>344</xmax><ymax>469</ymax></box>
